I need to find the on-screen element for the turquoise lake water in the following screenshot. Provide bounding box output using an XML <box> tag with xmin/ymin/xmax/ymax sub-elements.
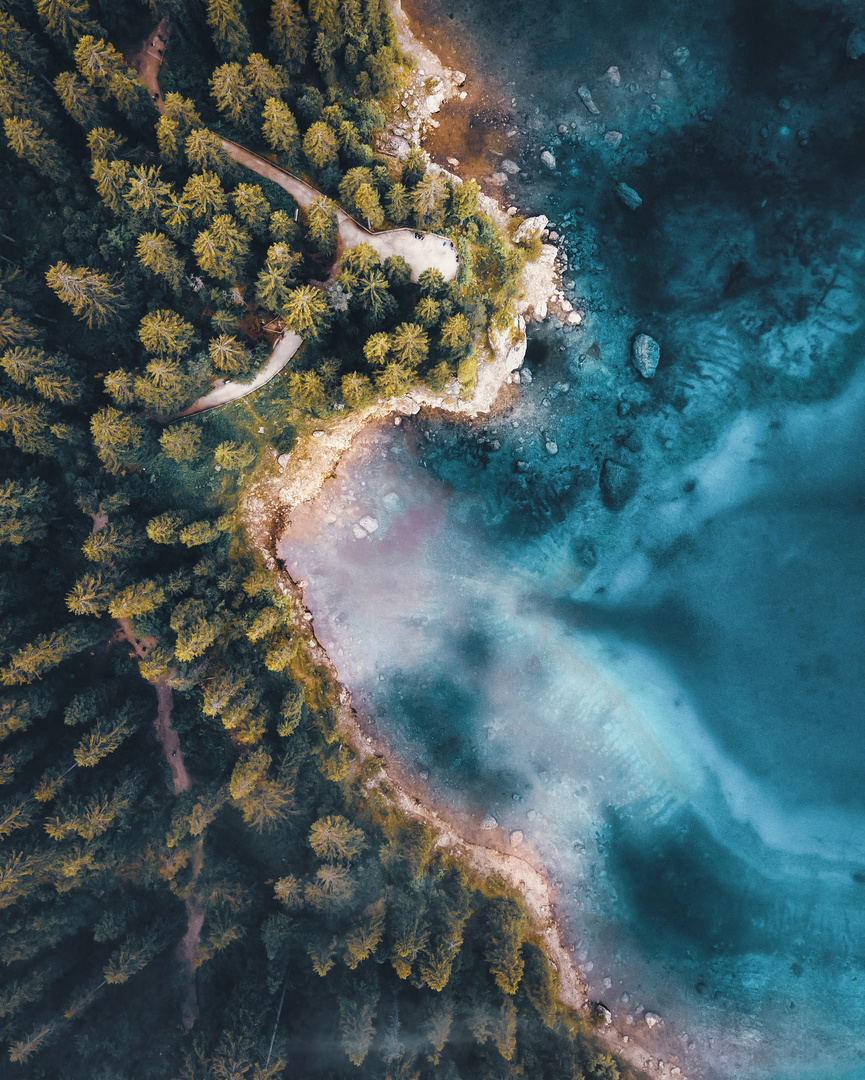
<box><xmin>280</xmin><ymin>0</ymin><xmax>865</xmax><ymax>1075</ymax></box>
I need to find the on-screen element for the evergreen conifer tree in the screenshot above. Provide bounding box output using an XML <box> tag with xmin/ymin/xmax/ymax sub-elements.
<box><xmin>46</xmin><ymin>262</ymin><xmax>125</xmax><ymax>328</ymax></box>
<box><xmin>270</xmin><ymin>0</ymin><xmax>310</xmax><ymax>71</ymax></box>
<box><xmin>205</xmin><ymin>0</ymin><xmax>252</xmax><ymax>61</ymax></box>
<box><xmin>54</xmin><ymin>70</ymin><xmax>103</xmax><ymax>128</ymax></box>
<box><xmin>210</xmin><ymin>62</ymin><xmax>254</xmax><ymax>128</ymax></box>
<box><xmin>261</xmin><ymin>97</ymin><xmax>299</xmax><ymax>159</ymax></box>
<box><xmin>4</xmin><ymin>117</ymin><xmax>69</xmax><ymax>183</ymax></box>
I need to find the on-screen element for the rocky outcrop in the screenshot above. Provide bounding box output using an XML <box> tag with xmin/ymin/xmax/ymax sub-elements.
<box><xmin>632</xmin><ymin>333</ymin><xmax>660</xmax><ymax>378</ymax></box>
<box><xmin>600</xmin><ymin>459</ymin><xmax>638</xmax><ymax>511</ymax></box>
<box><xmin>540</xmin><ymin>149</ymin><xmax>557</xmax><ymax>170</ymax></box>
<box><xmin>616</xmin><ymin>182</ymin><xmax>643</xmax><ymax>209</ymax></box>
<box><xmin>513</xmin><ymin>214</ymin><xmax>549</xmax><ymax>243</ymax></box>
<box><xmin>578</xmin><ymin>84</ymin><xmax>601</xmax><ymax>115</ymax></box>
<box><xmin>848</xmin><ymin>25</ymin><xmax>865</xmax><ymax>59</ymax></box>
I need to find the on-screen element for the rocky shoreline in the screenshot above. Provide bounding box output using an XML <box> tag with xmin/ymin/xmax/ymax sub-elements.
<box><xmin>241</xmin><ymin>6</ymin><xmax>694</xmax><ymax>1078</ymax></box>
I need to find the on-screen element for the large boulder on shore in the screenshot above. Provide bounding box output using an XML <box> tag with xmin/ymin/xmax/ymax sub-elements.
<box><xmin>513</xmin><ymin>214</ymin><xmax>548</xmax><ymax>243</ymax></box>
<box><xmin>600</xmin><ymin>459</ymin><xmax>638</xmax><ymax>511</ymax></box>
<box><xmin>632</xmin><ymin>333</ymin><xmax>660</xmax><ymax>378</ymax></box>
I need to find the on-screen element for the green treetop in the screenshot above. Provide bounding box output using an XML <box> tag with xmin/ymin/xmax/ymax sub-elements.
<box><xmin>91</xmin><ymin>158</ymin><xmax>130</xmax><ymax>215</ymax></box>
<box><xmin>391</xmin><ymin>321</ymin><xmax>428</xmax><ymax>367</ymax></box>
<box><xmin>185</xmin><ymin>128</ymin><xmax>232</xmax><ymax>174</ymax></box>
<box><xmin>304</xmin><ymin>196</ymin><xmax>338</xmax><ymax>254</ymax></box>
<box><xmin>181</xmin><ymin>171</ymin><xmax>227</xmax><ymax>222</ymax></box>
<box><xmin>208</xmin><ymin>335</ymin><xmax>251</xmax><ymax>374</ymax></box>
<box><xmin>232</xmin><ymin>183</ymin><xmax>271</xmax><ymax>235</ymax></box>
<box><xmin>139</xmin><ymin>310</ymin><xmax>197</xmax><ymax>359</ymax></box>
<box><xmin>54</xmin><ymin>70</ymin><xmax>103</xmax><ymax>129</ymax></box>
<box><xmin>281</xmin><ymin>285</ymin><xmax>332</xmax><ymax>339</ymax></box>
<box><xmin>0</xmin><ymin>51</ymin><xmax>53</xmax><ymax>128</ymax></box>
<box><xmin>210</xmin><ymin>62</ymin><xmax>254</xmax><ymax>128</ymax></box>
<box><xmin>0</xmin><ymin>13</ymin><xmax>49</xmax><ymax>70</ymax></box>
<box><xmin>302</xmin><ymin>121</ymin><xmax>339</xmax><ymax>170</ymax></box>
<box><xmin>4</xmin><ymin>116</ymin><xmax>69</xmax><ymax>183</ymax></box>
<box><xmin>244</xmin><ymin>53</ymin><xmax>285</xmax><ymax>101</ymax></box>
<box><xmin>46</xmin><ymin>262</ymin><xmax>125</xmax><ymax>328</ymax></box>
<box><xmin>35</xmin><ymin>0</ymin><xmax>100</xmax><ymax>50</ymax></box>
<box><xmin>193</xmin><ymin>214</ymin><xmax>251</xmax><ymax>282</ymax></box>
<box><xmin>205</xmin><ymin>0</ymin><xmax>252</xmax><ymax>61</ymax></box>
<box><xmin>122</xmin><ymin>164</ymin><xmax>171</xmax><ymax>226</ymax></box>
<box><xmin>261</xmin><ymin>97</ymin><xmax>299</xmax><ymax>160</ymax></box>
<box><xmin>385</xmin><ymin>181</ymin><xmax>411</xmax><ymax>224</ymax></box>
<box><xmin>86</xmin><ymin>125</ymin><xmax>125</xmax><ymax>159</ymax></box>
<box><xmin>136</xmin><ymin>231</ymin><xmax>185</xmax><ymax>292</ymax></box>
<box><xmin>270</xmin><ymin>0</ymin><xmax>310</xmax><ymax>72</ymax></box>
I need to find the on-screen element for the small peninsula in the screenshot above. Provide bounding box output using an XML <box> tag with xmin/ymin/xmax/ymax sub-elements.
<box><xmin>0</xmin><ymin>2</ymin><xmax>643</xmax><ymax>1080</ymax></box>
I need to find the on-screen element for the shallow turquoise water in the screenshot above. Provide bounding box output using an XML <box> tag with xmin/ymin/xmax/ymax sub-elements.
<box><xmin>280</xmin><ymin>0</ymin><xmax>865</xmax><ymax>1073</ymax></box>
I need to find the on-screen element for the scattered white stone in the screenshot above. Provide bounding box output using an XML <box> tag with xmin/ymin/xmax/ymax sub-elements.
<box><xmin>394</xmin><ymin>416</ymin><xmax>401</xmax><ymax>425</ymax></box>
<box><xmin>558</xmin><ymin>123</ymin><xmax>568</xmax><ymax>133</ymax></box>
<box><xmin>481</xmin><ymin>815</ymin><xmax>498</xmax><ymax>830</ymax></box>
<box><xmin>358</xmin><ymin>516</ymin><xmax>379</xmax><ymax>533</ymax></box>
<box><xmin>545</xmin><ymin>441</ymin><xmax>558</xmax><ymax>454</ymax></box>
<box><xmin>577</xmin><ymin>84</ymin><xmax>601</xmax><ymax>114</ymax></box>
<box><xmin>501</xmin><ymin>158</ymin><xmax>521</xmax><ymax>174</ymax></box>
<box><xmin>447</xmin><ymin>155</ymin><xmax>460</xmax><ymax>166</ymax></box>
<box><xmin>453</xmin><ymin>70</ymin><xmax>466</xmax><ymax>85</ymax></box>
<box><xmin>507</xmin><ymin>205</ymin><xmax>518</xmax><ymax>215</ymax></box>
<box><xmin>605</xmin><ymin>65</ymin><xmax>622</xmax><ymax>85</ymax></box>
<box><xmin>352</xmin><ymin>524</ymin><xmax>368</xmax><ymax>539</ymax></box>
<box><xmin>214</xmin><ymin>464</ymin><xmax>221</xmax><ymax>471</ymax></box>
<box><xmin>489</xmin><ymin>172</ymin><xmax>507</xmax><ymax>185</ymax></box>
<box><xmin>567</xmin><ymin>311</ymin><xmax>582</xmax><ymax>325</ymax></box>
<box><xmin>257</xmin><ymin>426</ymin><xmax>265</xmax><ymax>433</ymax></box>
<box><xmin>312</xmin><ymin>429</ymin><xmax>325</xmax><ymax>438</ymax></box>
<box><xmin>510</xmin><ymin>830</ymin><xmax>523</xmax><ymax>845</ymax></box>
<box><xmin>521</xmin><ymin>367</ymin><xmax>533</xmax><ymax>384</ymax></box>
<box><xmin>540</xmin><ymin>149</ymin><xmax>557</xmax><ymax>170</ymax></box>
<box><xmin>632</xmin><ymin>332</ymin><xmax>661</xmax><ymax>377</ymax></box>
<box><xmin>278</xmin><ymin>453</ymin><xmax>290</xmax><ymax>468</ymax></box>
<box><xmin>459</xmin><ymin>90</ymin><xmax>467</xmax><ymax>99</ymax></box>
<box><xmin>604</xmin><ymin>130</ymin><xmax>623</xmax><ymax>148</ymax></box>
<box><xmin>645</xmin><ymin>1012</ymin><xmax>662</xmax><ymax>1028</ymax></box>
<box><xmin>597</xmin><ymin>1004</ymin><xmax>612</xmax><ymax>1025</ymax></box>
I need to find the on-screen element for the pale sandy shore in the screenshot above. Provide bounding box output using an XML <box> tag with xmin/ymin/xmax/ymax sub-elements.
<box><xmin>245</xmin><ymin>6</ymin><xmax>693</xmax><ymax>1077</ymax></box>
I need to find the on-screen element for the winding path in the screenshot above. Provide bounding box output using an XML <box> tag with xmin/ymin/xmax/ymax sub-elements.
<box><xmin>171</xmin><ymin>143</ymin><xmax>459</xmax><ymax>420</ymax></box>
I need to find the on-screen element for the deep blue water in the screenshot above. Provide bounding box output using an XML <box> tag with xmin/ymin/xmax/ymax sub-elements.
<box><xmin>279</xmin><ymin>0</ymin><xmax>865</xmax><ymax>1075</ymax></box>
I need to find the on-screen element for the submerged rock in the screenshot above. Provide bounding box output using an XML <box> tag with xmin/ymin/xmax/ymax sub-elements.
<box><xmin>632</xmin><ymin>333</ymin><xmax>661</xmax><ymax>378</ymax></box>
<box><xmin>605</xmin><ymin>65</ymin><xmax>622</xmax><ymax>86</ymax></box>
<box><xmin>615</xmin><ymin>181</ymin><xmax>643</xmax><ymax>209</ymax></box>
<box><xmin>501</xmin><ymin>158</ymin><xmax>521</xmax><ymax>174</ymax></box>
<box><xmin>645</xmin><ymin>1011</ymin><xmax>662</xmax><ymax>1028</ymax></box>
<box><xmin>600</xmin><ymin>459</ymin><xmax>638</xmax><ymax>510</ymax></box>
<box><xmin>577</xmin><ymin>84</ymin><xmax>601</xmax><ymax>114</ymax></box>
<box><xmin>540</xmin><ymin>149</ymin><xmax>557</xmax><ymax>170</ymax></box>
<box><xmin>604</xmin><ymin>130</ymin><xmax>623</xmax><ymax>148</ymax></box>
<box><xmin>848</xmin><ymin>26</ymin><xmax>865</xmax><ymax>59</ymax></box>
